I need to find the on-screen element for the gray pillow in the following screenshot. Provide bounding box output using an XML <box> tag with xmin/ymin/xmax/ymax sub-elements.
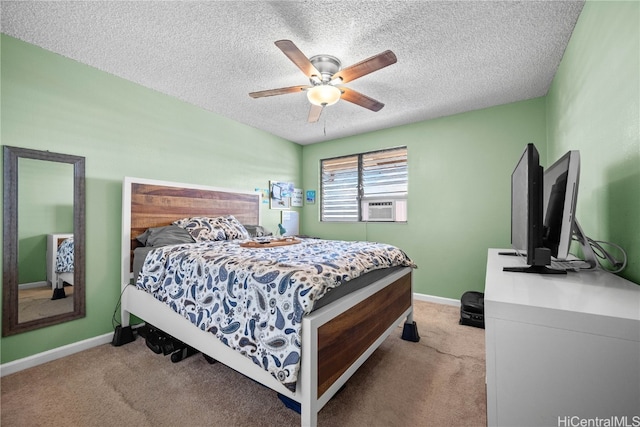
<box><xmin>136</xmin><ymin>225</ymin><xmax>195</xmax><ymax>247</ymax></box>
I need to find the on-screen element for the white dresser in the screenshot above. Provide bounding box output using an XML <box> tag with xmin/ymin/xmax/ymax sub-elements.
<box><xmin>484</xmin><ymin>248</ymin><xmax>640</xmax><ymax>426</ymax></box>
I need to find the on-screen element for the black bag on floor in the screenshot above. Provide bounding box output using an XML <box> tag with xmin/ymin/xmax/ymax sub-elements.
<box><xmin>459</xmin><ymin>291</ymin><xmax>485</xmax><ymax>329</ymax></box>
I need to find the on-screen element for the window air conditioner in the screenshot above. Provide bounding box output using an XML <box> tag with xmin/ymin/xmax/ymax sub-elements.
<box><xmin>367</xmin><ymin>200</ymin><xmax>395</xmax><ymax>221</ymax></box>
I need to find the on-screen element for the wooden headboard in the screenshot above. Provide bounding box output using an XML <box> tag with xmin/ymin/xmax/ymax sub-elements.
<box><xmin>121</xmin><ymin>177</ymin><xmax>261</xmax><ymax>280</ymax></box>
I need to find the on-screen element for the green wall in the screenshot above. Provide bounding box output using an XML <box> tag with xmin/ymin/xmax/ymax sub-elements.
<box><xmin>546</xmin><ymin>0</ymin><xmax>639</xmax><ymax>284</ymax></box>
<box><xmin>1</xmin><ymin>35</ymin><xmax>302</xmax><ymax>363</ymax></box>
<box><xmin>301</xmin><ymin>98</ymin><xmax>547</xmax><ymax>299</ymax></box>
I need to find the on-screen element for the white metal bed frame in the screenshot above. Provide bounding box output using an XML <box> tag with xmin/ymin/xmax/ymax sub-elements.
<box><xmin>119</xmin><ymin>177</ymin><xmax>416</xmax><ymax>426</ymax></box>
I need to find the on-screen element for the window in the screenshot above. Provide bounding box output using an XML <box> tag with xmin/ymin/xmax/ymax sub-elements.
<box><xmin>321</xmin><ymin>147</ymin><xmax>408</xmax><ymax>222</ymax></box>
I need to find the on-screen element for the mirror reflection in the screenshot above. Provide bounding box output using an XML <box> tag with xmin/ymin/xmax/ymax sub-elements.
<box><xmin>17</xmin><ymin>158</ymin><xmax>75</xmax><ymax>323</ymax></box>
<box><xmin>3</xmin><ymin>146</ymin><xmax>85</xmax><ymax>336</ymax></box>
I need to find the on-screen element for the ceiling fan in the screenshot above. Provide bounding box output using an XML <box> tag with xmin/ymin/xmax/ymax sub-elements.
<box><xmin>249</xmin><ymin>40</ymin><xmax>397</xmax><ymax>123</ymax></box>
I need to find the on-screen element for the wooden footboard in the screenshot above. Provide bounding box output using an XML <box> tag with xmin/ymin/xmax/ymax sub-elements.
<box><xmin>298</xmin><ymin>267</ymin><xmax>413</xmax><ymax>426</ymax></box>
<box><xmin>317</xmin><ymin>272</ymin><xmax>411</xmax><ymax>397</ymax></box>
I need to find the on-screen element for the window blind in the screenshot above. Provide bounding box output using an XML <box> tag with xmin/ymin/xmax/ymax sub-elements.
<box><xmin>321</xmin><ymin>155</ymin><xmax>359</xmax><ymax>221</ymax></box>
<box><xmin>362</xmin><ymin>148</ymin><xmax>408</xmax><ymax>199</ymax></box>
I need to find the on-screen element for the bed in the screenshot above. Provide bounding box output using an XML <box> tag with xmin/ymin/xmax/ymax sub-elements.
<box><xmin>47</xmin><ymin>233</ymin><xmax>74</xmax><ymax>290</ymax></box>
<box><xmin>118</xmin><ymin>177</ymin><xmax>418</xmax><ymax>426</ymax></box>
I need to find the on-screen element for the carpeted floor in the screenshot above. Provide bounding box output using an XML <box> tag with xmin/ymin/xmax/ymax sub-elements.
<box><xmin>18</xmin><ymin>284</ymin><xmax>74</xmax><ymax>323</ymax></box>
<box><xmin>1</xmin><ymin>300</ymin><xmax>487</xmax><ymax>427</ymax></box>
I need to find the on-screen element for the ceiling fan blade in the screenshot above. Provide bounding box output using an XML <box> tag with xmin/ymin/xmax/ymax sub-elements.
<box><xmin>332</xmin><ymin>50</ymin><xmax>397</xmax><ymax>84</ymax></box>
<box><xmin>249</xmin><ymin>85</ymin><xmax>310</xmax><ymax>98</ymax></box>
<box><xmin>308</xmin><ymin>104</ymin><xmax>323</xmax><ymax>123</ymax></box>
<box><xmin>340</xmin><ymin>87</ymin><xmax>385</xmax><ymax>112</ymax></box>
<box><xmin>275</xmin><ymin>40</ymin><xmax>322</xmax><ymax>79</ymax></box>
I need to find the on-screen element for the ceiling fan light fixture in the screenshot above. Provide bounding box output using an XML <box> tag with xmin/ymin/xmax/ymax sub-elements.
<box><xmin>307</xmin><ymin>84</ymin><xmax>341</xmax><ymax>106</ymax></box>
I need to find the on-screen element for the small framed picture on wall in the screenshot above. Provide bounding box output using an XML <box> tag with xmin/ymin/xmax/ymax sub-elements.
<box><xmin>270</xmin><ymin>181</ymin><xmax>294</xmax><ymax>209</ymax></box>
<box><xmin>292</xmin><ymin>188</ymin><xmax>303</xmax><ymax>207</ymax></box>
<box><xmin>306</xmin><ymin>190</ymin><xmax>316</xmax><ymax>204</ymax></box>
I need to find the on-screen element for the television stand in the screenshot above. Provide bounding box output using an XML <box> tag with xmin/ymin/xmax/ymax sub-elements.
<box><xmin>498</xmin><ymin>251</ymin><xmax>567</xmax><ymax>274</ymax></box>
<box><xmin>502</xmin><ymin>265</ymin><xmax>566</xmax><ymax>274</ymax></box>
<box><xmin>485</xmin><ymin>249</ymin><xmax>640</xmax><ymax>426</ymax></box>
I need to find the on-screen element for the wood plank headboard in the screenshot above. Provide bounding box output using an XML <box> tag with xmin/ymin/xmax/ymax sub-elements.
<box><xmin>121</xmin><ymin>177</ymin><xmax>261</xmax><ymax>281</ymax></box>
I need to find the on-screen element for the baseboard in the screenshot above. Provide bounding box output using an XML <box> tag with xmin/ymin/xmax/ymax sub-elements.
<box><xmin>414</xmin><ymin>292</ymin><xmax>461</xmax><ymax>307</ymax></box>
<box><xmin>0</xmin><ymin>332</ymin><xmax>113</xmax><ymax>377</ymax></box>
<box><xmin>18</xmin><ymin>280</ymin><xmax>48</xmax><ymax>290</ymax></box>
<box><xmin>1</xmin><ymin>294</ymin><xmax>454</xmax><ymax>377</ymax></box>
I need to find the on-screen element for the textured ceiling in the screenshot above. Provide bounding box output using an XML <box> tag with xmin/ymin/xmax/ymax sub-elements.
<box><xmin>1</xmin><ymin>1</ymin><xmax>584</xmax><ymax>145</ymax></box>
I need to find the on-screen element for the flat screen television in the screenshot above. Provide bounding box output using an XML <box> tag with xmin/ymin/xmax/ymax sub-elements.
<box><xmin>542</xmin><ymin>151</ymin><xmax>580</xmax><ymax>259</ymax></box>
<box><xmin>542</xmin><ymin>150</ymin><xmax>597</xmax><ymax>268</ymax></box>
<box><xmin>504</xmin><ymin>143</ymin><xmax>565</xmax><ymax>274</ymax></box>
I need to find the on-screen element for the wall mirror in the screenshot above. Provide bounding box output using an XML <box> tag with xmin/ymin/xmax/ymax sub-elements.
<box><xmin>3</xmin><ymin>146</ymin><xmax>85</xmax><ymax>336</ymax></box>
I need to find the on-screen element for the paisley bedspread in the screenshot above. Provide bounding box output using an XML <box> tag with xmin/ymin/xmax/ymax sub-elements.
<box><xmin>136</xmin><ymin>238</ymin><xmax>416</xmax><ymax>391</ymax></box>
<box><xmin>56</xmin><ymin>237</ymin><xmax>74</xmax><ymax>273</ymax></box>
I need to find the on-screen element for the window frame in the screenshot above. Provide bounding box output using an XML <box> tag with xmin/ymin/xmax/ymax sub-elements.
<box><xmin>320</xmin><ymin>146</ymin><xmax>408</xmax><ymax>223</ymax></box>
